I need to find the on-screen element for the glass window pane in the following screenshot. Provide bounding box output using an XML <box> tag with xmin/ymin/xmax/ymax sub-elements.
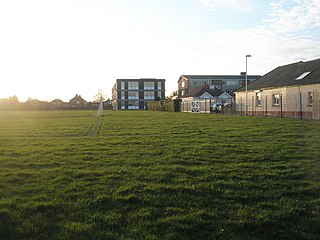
<box><xmin>144</xmin><ymin>82</ymin><xmax>154</xmax><ymax>90</ymax></box>
<box><xmin>144</xmin><ymin>91</ymin><xmax>154</xmax><ymax>100</ymax></box>
<box><xmin>128</xmin><ymin>101</ymin><xmax>139</xmax><ymax>109</ymax></box>
<box><xmin>256</xmin><ymin>92</ymin><xmax>261</xmax><ymax>106</ymax></box>
<box><xmin>128</xmin><ymin>82</ymin><xmax>139</xmax><ymax>90</ymax></box>
<box><xmin>128</xmin><ymin>91</ymin><xmax>139</xmax><ymax>99</ymax></box>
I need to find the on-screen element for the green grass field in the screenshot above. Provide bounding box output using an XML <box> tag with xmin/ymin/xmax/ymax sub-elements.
<box><xmin>0</xmin><ymin>110</ymin><xmax>319</xmax><ymax>240</ymax></box>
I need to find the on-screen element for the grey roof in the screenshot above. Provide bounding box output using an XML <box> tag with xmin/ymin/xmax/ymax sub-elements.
<box><xmin>117</xmin><ymin>78</ymin><xmax>165</xmax><ymax>81</ymax></box>
<box><xmin>182</xmin><ymin>84</ymin><xmax>223</xmax><ymax>98</ymax></box>
<box><xmin>69</xmin><ymin>94</ymin><xmax>87</xmax><ymax>103</ymax></box>
<box><xmin>179</xmin><ymin>74</ymin><xmax>261</xmax><ymax>82</ymax></box>
<box><xmin>238</xmin><ymin>58</ymin><xmax>320</xmax><ymax>91</ymax></box>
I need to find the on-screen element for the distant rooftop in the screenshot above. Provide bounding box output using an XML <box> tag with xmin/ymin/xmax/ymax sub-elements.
<box><xmin>179</xmin><ymin>74</ymin><xmax>261</xmax><ymax>82</ymax></box>
<box><xmin>236</xmin><ymin>58</ymin><xmax>320</xmax><ymax>91</ymax></box>
<box><xmin>182</xmin><ymin>84</ymin><xmax>223</xmax><ymax>98</ymax></box>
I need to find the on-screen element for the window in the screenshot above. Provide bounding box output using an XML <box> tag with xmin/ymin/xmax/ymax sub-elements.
<box><xmin>128</xmin><ymin>82</ymin><xmax>139</xmax><ymax>90</ymax></box>
<box><xmin>157</xmin><ymin>82</ymin><xmax>162</xmax><ymax>90</ymax></box>
<box><xmin>128</xmin><ymin>91</ymin><xmax>139</xmax><ymax>99</ymax></box>
<box><xmin>121</xmin><ymin>91</ymin><xmax>125</xmax><ymax>100</ymax></box>
<box><xmin>144</xmin><ymin>82</ymin><xmax>154</xmax><ymax>90</ymax></box>
<box><xmin>120</xmin><ymin>101</ymin><xmax>125</xmax><ymax>110</ymax></box>
<box><xmin>256</xmin><ymin>92</ymin><xmax>262</xmax><ymax>106</ymax></box>
<box><xmin>120</xmin><ymin>81</ymin><xmax>125</xmax><ymax>90</ymax></box>
<box><xmin>272</xmin><ymin>94</ymin><xmax>280</xmax><ymax>106</ymax></box>
<box><xmin>181</xmin><ymin>81</ymin><xmax>185</xmax><ymax>88</ymax></box>
<box><xmin>128</xmin><ymin>101</ymin><xmax>139</xmax><ymax>109</ymax></box>
<box><xmin>239</xmin><ymin>80</ymin><xmax>246</xmax><ymax>87</ymax></box>
<box><xmin>308</xmin><ymin>91</ymin><xmax>313</xmax><ymax>106</ymax></box>
<box><xmin>226</xmin><ymin>80</ymin><xmax>238</xmax><ymax>86</ymax></box>
<box><xmin>144</xmin><ymin>91</ymin><xmax>154</xmax><ymax>100</ymax></box>
<box><xmin>296</xmin><ymin>71</ymin><xmax>311</xmax><ymax>80</ymax></box>
<box><xmin>158</xmin><ymin>91</ymin><xmax>162</xmax><ymax>100</ymax></box>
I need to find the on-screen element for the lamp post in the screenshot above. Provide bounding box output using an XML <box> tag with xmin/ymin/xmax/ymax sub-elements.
<box><xmin>245</xmin><ymin>54</ymin><xmax>252</xmax><ymax>115</ymax></box>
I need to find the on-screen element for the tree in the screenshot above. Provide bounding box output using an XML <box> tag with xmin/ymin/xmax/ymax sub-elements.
<box><xmin>93</xmin><ymin>89</ymin><xmax>107</xmax><ymax>102</ymax></box>
<box><xmin>0</xmin><ymin>95</ymin><xmax>20</xmax><ymax>110</ymax></box>
<box><xmin>8</xmin><ymin>95</ymin><xmax>19</xmax><ymax>104</ymax></box>
<box><xmin>0</xmin><ymin>95</ymin><xmax>19</xmax><ymax>104</ymax></box>
<box><xmin>168</xmin><ymin>91</ymin><xmax>178</xmax><ymax>99</ymax></box>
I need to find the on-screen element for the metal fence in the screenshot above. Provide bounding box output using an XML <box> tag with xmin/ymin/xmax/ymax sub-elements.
<box><xmin>180</xmin><ymin>90</ymin><xmax>320</xmax><ymax>120</ymax></box>
<box><xmin>181</xmin><ymin>98</ymin><xmax>238</xmax><ymax>115</ymax></box>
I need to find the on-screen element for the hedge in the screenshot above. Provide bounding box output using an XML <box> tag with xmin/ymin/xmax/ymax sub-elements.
<box><xmin>147</xmin><ymin>100</ymin><xmax>180</xmax><ymax>112</ymax></box>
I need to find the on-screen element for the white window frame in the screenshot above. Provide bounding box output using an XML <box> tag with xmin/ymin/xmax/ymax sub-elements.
<box><xmin>272</xmin><ymin>94</ymin><xmax>280</xmax><ymax>106</ymax></box>
<box><xmin>256</xmin><ymin>92</ymin><xmax>262</xmax><ymax>107</ymax></box>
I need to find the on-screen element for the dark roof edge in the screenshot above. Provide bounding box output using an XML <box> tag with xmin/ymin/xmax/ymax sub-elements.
<box><xmin>235</xmin><ymin>82</ymin><xmax>320</xmax><ymax>93</ymax></box>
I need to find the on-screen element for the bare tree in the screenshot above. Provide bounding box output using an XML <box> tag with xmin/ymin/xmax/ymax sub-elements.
<box><xmin>93</xmin><ymin>89</ymin><xmax>106</xmax><ymax>102</ymax></box>
<box><xmin>169</xmin><ymin>90</ymin><xmax>178</xmax><ymax>99</ymax></box>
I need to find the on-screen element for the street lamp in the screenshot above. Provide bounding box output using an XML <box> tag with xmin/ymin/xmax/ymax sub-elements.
<box><xmin>245</xmin><ymin>54</ymin><xmax>252</xmax><ymax>115</ymax></box>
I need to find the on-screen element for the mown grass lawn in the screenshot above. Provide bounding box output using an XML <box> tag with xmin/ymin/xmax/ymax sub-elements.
<box><xmin>0</xmin><ymin>110</ymin><xmax>319</xmax><ymax>240</ymax></box>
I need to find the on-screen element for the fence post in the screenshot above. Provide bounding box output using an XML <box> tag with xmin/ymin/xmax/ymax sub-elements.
<box><xmin>280</xmin><ymin>94</ymin><xmax>283</xmax><ymax>118</ymax></box>
<box><xmin>300</xmin><ymin>92</ymin><xmax>303</xmax><ymax>119</ymax></box>
<box><xmin>232</xmin><ymin>98</ymin><xmax>235</xmax><ymax>115</ymax></box>
<box><xmin>252</xmin><ymin>96</ymin><xmax>254</xmax><ymax>116</ymax></box>
<box><xmin>240</xmin><ymin>97</ymin><xmax>243</xmax><ymax>116</ymax></box>
<box><xmin>265</xmin><ymin>95</ymin><xmax>268</xmax><ymax>117</ymax></box>
<box><xmin>231</xmin><ymin>99</ymin><xmax>233</xmax><ymax>115</ymax></box>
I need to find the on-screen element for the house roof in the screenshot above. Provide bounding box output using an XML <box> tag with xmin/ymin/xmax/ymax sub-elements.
<box><xmin>178</xmin><ymin>74</ymin><xmax>261</xmax><ymax>83</ymax></box>
<box><xmin>182</xmin><ymin>84</ymin><xmax>223</xmax><ymax>98</ymax></box>
<box><xmin>237</xmin><ymin>58</ymin><xmax>320</xmax><ymax>91</ymax></box>
<box><xmin>117</xmin><ymin>78</ymin><xmax>165</xmax><ymax>81</ymax></box>
<box><xmin>69</xmin><ymin>94</ymin><xmax>87</xmax><ymax>103</ymax></box>
<box><xmin>50</xmin><ymin>99</ymin><xmax>65</xmax><ymax>104</ymax></box>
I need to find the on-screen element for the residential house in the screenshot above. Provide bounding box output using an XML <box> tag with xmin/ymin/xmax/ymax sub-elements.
<box><xmin>50</xmin><ymin>99</ymin><xmax>68</xmax><ymax>109</ymax></box>
<box><xmin>112</xmin><ymin>78</ymin><xmax>166</xmax><ymax>110</ymax></box>
<box><xmin>69</xmin><ymin>94</ymin><xmax>88</xmax><ymax>108</ymax></box>
<box><xmin>25</xmin><ymin>99</ymin><xmax>49</xmax><ymax>110</ymax></box>
<box><xmin>234</xmin><ymin>58</ymin><xmax>320</xmax><ymax>119</ymax></box>
<box><xmin>178</xmin><ymin>74</ymin><xmax>261</xmax><ymax>97</ymax></box>
<box><xmin>180</xmin><ymin>84</ymin><xmax>232</xmax><ymax>113</ymax></box>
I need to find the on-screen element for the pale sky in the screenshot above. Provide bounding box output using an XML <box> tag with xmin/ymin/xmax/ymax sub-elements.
<box><xmin>1</xmin><ymin>0</ymin><xmax>320</xmax><ymax>102</ymax></box>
